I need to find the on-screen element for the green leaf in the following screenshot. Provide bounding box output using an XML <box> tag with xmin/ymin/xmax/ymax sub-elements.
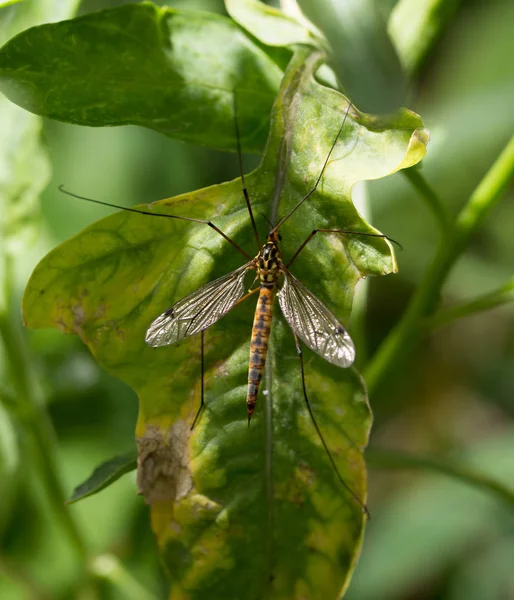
<box><xmin>298</xmin><ymin>0</ymin><xmax>407</xmax><ymax>112</ymax></box>
<box><xmin>388</xmin><ymin>0</ymin><xmax>463</xmax><ymax>75</ymax></box>
<box><xmin>67</xmin><ymin>451</ymin><xmax>137</xmax><ymax>504</ymax></box>
<box><xmin>226</xmin><ymin>0</ymin><xmax>327</xmax><ymax>50</ymax></box>
<box><xmin>23</xmin><ymin>46</ymin><xmax>426</xmax><ymax>598</ymax></box>
<box><xmin>0</xmin><ymin>3</ymin><xmax>283</xmax><ymax>152</ymax></box>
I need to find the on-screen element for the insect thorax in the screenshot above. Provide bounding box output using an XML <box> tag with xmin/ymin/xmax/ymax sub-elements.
<box><xmin>256</xmin><ymin>238</ymin><xmax>282</xmax><ymax>285</ymax></box>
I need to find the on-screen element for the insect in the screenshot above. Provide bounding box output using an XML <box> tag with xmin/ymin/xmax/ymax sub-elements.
<box><xmin>144</xmin><ymin>103</ymin><xmax>386</xmax><ymax>425</ymax></box>
<box><xmin>144</xmin><ymin>218</ymin><xmax>356</xmax><ymax>426</ymax></box>
<box><xmin>60</xmin><ymin>99</ymin><xmax>393</xmax><ymax>517</ymax></box>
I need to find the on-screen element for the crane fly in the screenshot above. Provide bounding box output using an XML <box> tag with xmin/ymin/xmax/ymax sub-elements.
<box><xmin>144</xmin><ymin>228</ymin><xmax>356</xmax><ymax>422</ymax></box>
<box><xmin>60</xmin><ymin>99</ymin><xmax>394</xmax><ymax>517</ymax></box>
<box><xmin>144</xmin><ymin>102</ymin><xmax>373</xmax><ymax>426</ymax></box>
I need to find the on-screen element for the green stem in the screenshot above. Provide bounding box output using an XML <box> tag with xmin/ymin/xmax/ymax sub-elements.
<box><xmin>424</xmin><ymin>278</ymin><xmax>514</xmax><ymax>330</ymax></box>
<box><xmin>403</xmin><ymin>167</ymin><xmax>450</xmax><ymax>232</ymax></box>
<box><xmin>366</xmin><ymin>448</ymin><xmax>514</xmax><ymax>507</ymax></box>
<box><xmin>364</xmin><ymin>134</ymin><xmax>514</xmax><ymax>395</ymax></box>
<box><xmin>0</xmin><ymin>256</ymin><xmax>87</xmax><ymax>561</ymax></box>
<box><xmin>90</xmin><ymin>554</ymin><xmax>158</xmax><ymax>600</ymax></box>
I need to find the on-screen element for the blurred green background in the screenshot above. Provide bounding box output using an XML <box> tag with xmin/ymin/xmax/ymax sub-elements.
<box><xmin>1</xmin><ymin>0</ymin><xmax>513</xmax><ymax>599</ymax></box>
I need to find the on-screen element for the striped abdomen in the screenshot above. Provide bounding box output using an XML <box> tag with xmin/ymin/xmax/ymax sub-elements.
<box><xmin>247</xmin><ymin>284</ymin><xmax>275</xmax><ymax>422</ymax></box>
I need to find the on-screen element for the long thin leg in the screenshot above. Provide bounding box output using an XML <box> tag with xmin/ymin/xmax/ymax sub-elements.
<box><xmin>191</xmin><ymin>330</ymin><xmax>206</xmax><ymax>431</ymax></box>
<box><xmin>292</xmin><ymin>331</ymin><xmax>370</xmax><ymax>519</ymax></box>
<box><xmin>189</xmin><ymin>288</ymin><xmax>259</xmax><ymax>431</ymax></box>
<box><xmin>286</xmin><ymin>228</ymin><xmax>401</xmax><ymax>268</ymax></box>
<box><xmin>271</xmin><ymin>102</ymin><xmax>353</xmax><ymax>233</ymax></box>
<box><xmin>58</xmin><ymin>185</ymin><xmax>252</xmax><ymax>260</ymax></box>
<box><xmin>233</xmin><ymin>286</ymin><xmax>260</xmax><ymax>308</ymax></box>
<box><xmin>233</xmin><ymin>92</ymin><xmax>261</xmax><ymax>249</ymax></box>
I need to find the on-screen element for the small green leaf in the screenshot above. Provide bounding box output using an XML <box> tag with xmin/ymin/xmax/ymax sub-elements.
<box><xmin>23</xmin><ymin>46</ymin><xmax>427</xmax><ymax>599</ymax></box>
<box><xmin>0</xmin><ymin>3</ymin><xmax>283</xmax><ymax>152</ymax></box>
<box><xmin>67</xmin><ymin>451</ymin><xmax>137</xmax><ymax>504</ymax></box>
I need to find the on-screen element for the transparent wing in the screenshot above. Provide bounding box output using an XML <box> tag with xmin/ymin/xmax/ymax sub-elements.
<box><xmin>278</xmin><ymin>271</ymin><xmax>355</xmax><ymax>367</ymax></box>
<box><xmin>145</xmin><ymin>261</ymin><xmax>254</xmax><ymax>347</ymax></box>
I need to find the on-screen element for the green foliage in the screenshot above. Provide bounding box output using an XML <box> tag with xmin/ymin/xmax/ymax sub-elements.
<box><xmin>0</xmin><ymin>1</ymin><xmax>513</xmax><ymax>599</ymax></box>
<box><xmin>225</xmin><ymin>0</ymin><xmax>327</xmax><ymax>49</ymax></box>
<box><xmin>0</xmin><ymin>0</ymin><xmax>56</xmax><ymax>308</ymax></box>
<box><xmin>352</xmin><ymin>431</ymin><xmax>514</xmax><ymax>599</ymax></box>
<box><xmin>19</xmin><ymin>31</ymin><xmax>425</xmax><ymax>593</ymax></box>
<box><xmin>389</xmin><ymin>0</ymin><xmax>464</xmax><ymax>74</ymax></box>
<box><xmin>68</xmin><ymin>451</ymin><xmax>137</xmax><ymax>504</ymax></box>
<box><xmin>0</xmin><ymin>2</ymin><xmax>281</xmax><ymax>152</ymax></box>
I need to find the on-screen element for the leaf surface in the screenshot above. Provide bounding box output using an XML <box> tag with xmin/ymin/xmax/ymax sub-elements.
<box><xmin>68</xmin><ymin>451</ymin><xmax>137</xmax><ymax>504</ymax></box>
<box><xmin>226</xmin><ymin>0</ymin><xmax>327</xmax><ymax>50</ymax></box>
<box><xmin>0</xmin><ymin>3</ymin><xmax>283</xmax><ymax>152</ymax></box>
<box><xmin>22</xmin><ymin>41</ymin><xmax>427</xmax><ymax>600</ymax></box>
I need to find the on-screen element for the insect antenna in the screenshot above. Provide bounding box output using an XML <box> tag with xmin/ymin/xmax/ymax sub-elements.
<box><xmin>262</xmin><ymin>213</ymin><xmax>275</xmax><ymax>231</ymax></box>
<box><xmin>286</xmin><ymin>228</ymin><xmax>402</xmax><ymax>268</ymax></box>
<box><xmin>271</xmin><ymin>101</ymin><xmax>353</xmax><ymax>234</ymax></box>
<box><xmin>58</xmin><ymin>185</ymin><xmax>252</xmax><ymax>260</ymax></box>
<box><xmin>292</xmin><ymin>332</ymin><xmax>370</xmax><ymax>519</ymax></box>
<box><xmin>233</xmin><ymin>92</ymin><xmax>261</xmax><ymax>249</ymax></box>
<box><xmin>264</xmin><ymin>97</ymin><xmax>401</xmax><ymax>261</ymax></box>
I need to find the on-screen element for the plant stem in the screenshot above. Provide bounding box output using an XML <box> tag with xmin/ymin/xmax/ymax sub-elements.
<box><xmin>90</xmin><ymin>554</ymin><xmax>158</xmax><ymax>600</ymax></box>
<box><xmin>0</xmin><ymin>254</ymin><xmax>87</xmax><ymax>561</ymax></box>
<box><xmin>366</xmin><ymin>448</ymin><xmax>514</xmax><ymax>507</ymax></box>
<box><xmin>365</xmin><ymin>134</ymin><xmax>514</xmax><ymax>395</ymax></box>
<box><xmin>403</xmin><ymin>167</ymin><xmax>450</xmax><ymax>232</ymax></box>
<box><xmin>424</xmin><ymin>278</ymin><xmax>514</xmax><ymax>330</ymax></box>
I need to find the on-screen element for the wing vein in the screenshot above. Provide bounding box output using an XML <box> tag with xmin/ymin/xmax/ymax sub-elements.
<box><xmin>145</xmin><ymin>260</ymin><xmax>255</xmax><ymax>347</ymax></box>
<box><xmin>278</xmin><ymin>270</ymin><xmax>355</xmax><ymax>368</ymax></box>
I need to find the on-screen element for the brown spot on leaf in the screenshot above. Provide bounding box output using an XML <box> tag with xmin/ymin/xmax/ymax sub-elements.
<box><xmin>71</xmin><ymin>303</ymin><xmax>85</xmax><ymax>334</ymax></box>
<box><xmin>137</xmin><ymin>420</ymin><xmax>193</xmax><ymax>505</ymax></box>
<box><xmin>94</xmin><ymin>304</ymin><xmax>109</xmax><ymax>320</ymax></box>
